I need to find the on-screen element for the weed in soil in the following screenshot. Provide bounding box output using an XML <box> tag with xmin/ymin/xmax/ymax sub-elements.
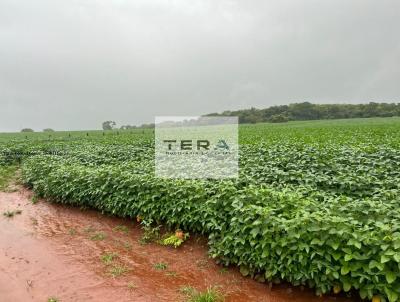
<box><xmin>68</xmin><ymin>228</ymin><xmax>77</xmax><ymax>235</ymax></box>
<box><xmin>127</xmin><ymin>281</ymin><xmax>137</xmax><ymax>290</ymax></box>
<box><xmin>153</xmin><ymin>262</ymin><xmax>168</xmax><ymax>271</ymax></box>
<box><xmin>107</xmin><ymin>264</ymin><xmax>129</xmax><ymax>278</ymax></box>
<box><xmin>113</xmin><ymin>225</ymin><xmax>129</xmax><ymax>234</ymax></box>
<box><xmin>101</xmin><ymin>252</ymin><xmax>118</xmax><ymax>265</ymax></box>
<box><xmin>90</xmin><ymin>232</ymin><xmax>106</xmax><ymax>241</ymax></box>
<box><xmin>83</xmin><ymin>225</ymin><xmax>96</xmax><ymax>233</ymax></box>
<box><xmin>180</xmin><ymin>286</ymin><xmax>224</xmax><ymax>302</ymax></box>
<box><xmin>31</xmin><ymin>195</ymin><xmax>39</xmax><ymax>204</ymax></box>
<box><xmin>165</xmin><ymin>271</ymin><xmax>178</xmax><ymax>277</ymax></box>
<box><xmin>3</xmin><ymin>209</ymin><xmax>22</xmax><ymax>218</ymax></box>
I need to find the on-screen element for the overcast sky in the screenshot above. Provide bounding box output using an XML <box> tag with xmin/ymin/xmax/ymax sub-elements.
<box><xmin>1</xmin><ymin>0</ymin><xmax>399</xmax><ymax>131</ymax></box>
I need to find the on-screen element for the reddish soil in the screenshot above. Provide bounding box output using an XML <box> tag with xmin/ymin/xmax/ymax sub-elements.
<box><xmin>0</xmin><ymin>188</ymin><xmax>356</xmax><ymax>302</ymax></box>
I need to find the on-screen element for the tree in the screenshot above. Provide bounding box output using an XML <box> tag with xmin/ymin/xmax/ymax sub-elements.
<box><xmin>204</xmin><ymin>102</ymin><xmax>400</xmax><ymax>124</ymax></box>
<box><xmin>140</xmin><ymin>123</ymin><xmax>155</xmax><ymax>128</ymax></box>
<box><xmin>43</xmin><ymin>128</ymin><xmax>54</xmax><ymax>132</ymax></box>
<box><xmin>21</xmin><ymin>128</ymin><xmax>34</xmax><ymax>132</ymax></box>
<box><xmin>102</xmin><ymin>121</ymin><xmax>116</xmax><ymax>130</ymax></box>
<box><xmin>269</xmin><ymin>114</ymin><xmax>289</xmax><ymax>123</ymax></box>
<box><xmin>120</xmin><ymin>125</ymin><xmax>137</xmax><ymax>130</ymax></box>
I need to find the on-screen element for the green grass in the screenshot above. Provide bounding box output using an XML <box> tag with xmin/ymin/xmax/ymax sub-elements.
<box><xmin>188</xmin><ymin>288</ymin><xmax>223</xmax><ymax>302</ymax></box>
<box><xmin>100</xmin><ymin>252</ymin><xmax>118</xmax><ymax>265</ymax></box>
<box><xmin>107</xmin><ymin>264</ymin><xmax>129</xmax><ymax>277</ymax></box>
<box><xmin>90</xmin><ymin>232</ymin><xmax>106</xmax><ymax>241</ymax></box>
<box><xmin>179</xmin><ymin>286</ymin><xmax>223</xmax><ymax>302</ymax></box>
<box><xmin>153</xmin><ymin>262</ymin><xmax>168</xmax><ymax>271</ymax></box>
<box><xmin>179</xmin><ymin>286</ymin><xmax>196</xmax><ymax>296</ymax></box>
<box><xmin>113</xmin><ymin>225</ymin><xmax>129</xmax><ymax>234</ymax></box>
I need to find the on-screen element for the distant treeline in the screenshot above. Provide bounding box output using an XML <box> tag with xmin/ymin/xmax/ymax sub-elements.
<box><xmin>120</xmin><ymin>123</ymin><xmax>155</xmax><ymax>129</ymax></box>
<box><xmin>101</xmin><ymin>120</ymin><xmax>155</xmax><ymax>130</ymax></box>
<box><xmin>205</xmin><ymin>102</ymin><xmax>400</xmax><ymax>123</ymax></box>
<box><xmin>99</xmin><ymin>102</ymin><xmax>400</xmax><ymax>130</ymax></box>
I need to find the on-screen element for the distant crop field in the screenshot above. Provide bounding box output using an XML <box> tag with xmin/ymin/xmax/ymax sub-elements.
<box><xmin>2</xmin><ymin>116</ymin><xmax>400</xmax><ymax>145</ymax></box>
<box><xmin>1</xmin><ymin>117</ymin><xmax>400</xmax><ymax>301</ymax></box>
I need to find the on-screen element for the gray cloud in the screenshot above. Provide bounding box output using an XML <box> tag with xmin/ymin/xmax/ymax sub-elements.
<box><xmin>1</xmin><ymin>0</ymin><xmax>399</xmax><ymax>131</ymax></box>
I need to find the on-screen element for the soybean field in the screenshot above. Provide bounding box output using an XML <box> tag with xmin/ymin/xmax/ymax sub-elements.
<box><xmin>1</xmin><ymin>117</ymin><xmax>400</xmax><ymax>301</ymax></box>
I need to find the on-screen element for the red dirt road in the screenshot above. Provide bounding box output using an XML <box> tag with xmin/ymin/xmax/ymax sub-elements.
<box><xmin>0</xmin><ymin>188</ymin><xmax>356</xmax><ymax>302</ymax></box>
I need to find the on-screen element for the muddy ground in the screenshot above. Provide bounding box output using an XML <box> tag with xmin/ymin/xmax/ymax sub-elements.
<box><xmin>0</xmin><ymin>188</ymin><xmax>356</xmax><ymax>302</ymax></box>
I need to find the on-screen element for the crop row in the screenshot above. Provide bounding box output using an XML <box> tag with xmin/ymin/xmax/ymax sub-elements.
<box><xmin>3</xmin><ymin>140</ymin><xmax>399</xmax><ymax>199</ymax></box>
<box><xmin>21</xmin><ymin>154</ymin><xmax>400</xmax><ymax>301</ymax></box>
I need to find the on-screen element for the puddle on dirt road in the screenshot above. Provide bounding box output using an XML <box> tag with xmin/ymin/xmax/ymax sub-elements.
<box><xmin>0</xmin><ymin>188</ymin><xmax>357</xmax><ymax>302</ymax></box>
